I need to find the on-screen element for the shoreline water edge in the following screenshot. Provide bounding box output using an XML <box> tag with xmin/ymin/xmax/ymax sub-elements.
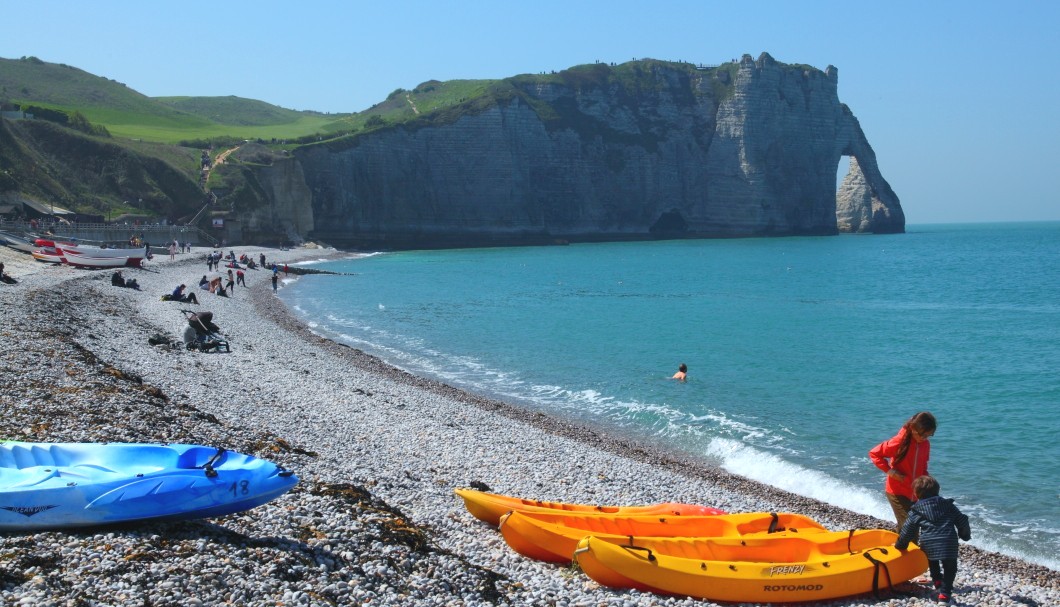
<box><xmin>0</xmin><ymin>245</ymin><xmax>1056</xmax><ymax>606</ymax></box>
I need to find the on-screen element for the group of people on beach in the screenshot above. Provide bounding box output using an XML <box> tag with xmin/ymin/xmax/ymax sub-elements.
<box><xmin>190</xmin><ymin>270</ymin><xmax>241</xmax><ymax>298</ymax></box>
<box><xmin>670</xmin><ymin>361</ymin><xmax>969</xmax><ymax>603</ymax></box>
<box><xmin>153</xmin><ymin>248</ymin><xmax>287</xmax><ymax>305</ymax></box>
<box><xmin>156</xmin><ymin>249</ymin><xmax>265</xmax><ymax>306</ymax></box>
<box><xmin>206</xmin><ymin>250</ymin><xmax>235</xmax><ymax>272</ymax></box>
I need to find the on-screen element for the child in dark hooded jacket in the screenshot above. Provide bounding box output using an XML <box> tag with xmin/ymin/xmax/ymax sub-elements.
<box><xmin>896</xmin><ymin>475</ymin><xmax>971</xmax><ymax>604</ymax></box>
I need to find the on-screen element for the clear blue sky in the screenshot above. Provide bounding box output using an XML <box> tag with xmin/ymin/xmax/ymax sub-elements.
<box><xmin>2</xmin><ymin>0</ymin><xmax>1057</xmax><ymax>224</ymax></box>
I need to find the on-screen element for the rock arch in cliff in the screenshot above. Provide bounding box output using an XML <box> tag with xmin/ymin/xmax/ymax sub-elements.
<box><xmin>834</xmin><ymin>108</ymin><xmax>905</xmax><ymax>234</ymax></box>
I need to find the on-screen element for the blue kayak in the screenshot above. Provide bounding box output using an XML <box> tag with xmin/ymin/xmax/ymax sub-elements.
<box><xmin>0</xmin><ymin>442</ymin><xmax>298</xmax><ymax>530</ymax></box>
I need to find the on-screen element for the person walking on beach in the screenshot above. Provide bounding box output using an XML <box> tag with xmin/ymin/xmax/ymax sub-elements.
<box><xmin>895</xmin><ymin>475</ymin><xmax>971</xmax><ymax>604</ymax></box>
<box><xmin>672</xmin><ymin>363</ymin><xmax>687</xmax><ymax>382</ymax></box>
<box><xmin>271</xmin><ymin>273</ymin><xmax>278</xmax><ymax>292</ymax></box>
<box><xmin>225</xmin><ymin>270</ymin><xmax>235</xmax><ymax>295</ymax></box>
<box><xmin>869</xmin><ymin>411</ymin><xmax>936</xmax><ymax>533</ymax></box>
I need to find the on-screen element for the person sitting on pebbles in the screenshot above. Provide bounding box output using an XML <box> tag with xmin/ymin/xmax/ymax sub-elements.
<box><xmin>0</xmin><ymin>262</ymin><xmax>16</xmax><ymax>284</ymax></box>
<box><xmin>171</xmin><ymin>284</ymin><xmax>199</xmax><ymax>304</ymax></box>
<box><xmin>111</xmin><ymin>270</ymin><xmax>139</xmax><ymax>290</ymax></box>
<box><xmin>208</xmin><ymin>276</ymin><xmax>223</xmax><ymax>293</ymax></box>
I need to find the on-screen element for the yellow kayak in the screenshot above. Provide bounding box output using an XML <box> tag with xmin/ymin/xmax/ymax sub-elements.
<box><xmin>574</xmin><ymin>529</ymin><xmax>928</xmax><ymax>603</ymax></box>
<box><xmin>499</xmin><ymin>509</ymin><xmax>826</xmax><ymax>563</ymax></box>
<box><xmin>454</xmin><ymin>488</ymin><xmax>724</xmax><ymax>527</ymax></box>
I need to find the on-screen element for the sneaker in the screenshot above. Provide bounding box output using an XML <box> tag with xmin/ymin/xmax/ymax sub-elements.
<box><xmin>937</xmin><ymin>593</ymin><xmax>950</xmax><ymax>603</ymax></box>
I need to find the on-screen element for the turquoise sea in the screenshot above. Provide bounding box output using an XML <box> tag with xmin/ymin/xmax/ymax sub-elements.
<box><xmin>280</xmin><ymin>222</ymin><xmax>1060</xmax><ymax>570</ymax></box>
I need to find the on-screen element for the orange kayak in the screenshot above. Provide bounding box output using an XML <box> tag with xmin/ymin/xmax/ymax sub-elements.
<box><xmin>499</xmin><ymin>509</ymin><xmax>825</xmax><ymax>562</ymax></box>
<box><xmin>454</xmin><ymin>488</ymin><xmax>725</xmax><ymax>527</ymax></box>
<box><xmin>574</xmin><ymin>529</ymin><xmax>928</xmax><ymax>603</ymax></box>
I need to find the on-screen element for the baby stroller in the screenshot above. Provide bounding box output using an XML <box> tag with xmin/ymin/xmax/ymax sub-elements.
<box><xmin>181</xmin><ymin>310</ymin><xmax>230</xmax><ymax>353</ymax></box>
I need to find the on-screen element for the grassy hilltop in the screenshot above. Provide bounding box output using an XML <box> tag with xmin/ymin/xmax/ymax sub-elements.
<box><xmin>0</xmin><ymin>56</ymin><xmax>349</xmax><ymax>143</ymax></box>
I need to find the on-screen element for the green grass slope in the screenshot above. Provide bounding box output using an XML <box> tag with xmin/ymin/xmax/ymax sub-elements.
<box><xmin>154</xmin><ymin>95</ymin><xmax>340</xmax><ymax>126</ymax></box>
<box><xmin>0</xmin><ymin>56</ymin><xmax>217</xmax><ymax>136</ymax></box>
<box><xmin>330</xmin><ymin>79</ymin><xmax>500</xmax><ymax>131</ymax></box>
<box><xmin>1</xmin><ymin>56</ymin><xmax>179</xmax><ymax>116</ymax></box>
<box><xmin>0</xmin><ymin>56</ymin><xmax>347</xmax><ymax>143</ymax></box>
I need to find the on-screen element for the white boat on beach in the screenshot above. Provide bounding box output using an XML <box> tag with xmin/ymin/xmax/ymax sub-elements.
<box><xmin>0</xmin><ymin>231</ymin><xmax>37</xmax><ymax>253</ymax></box>
<box><xmin>59</xmin><ymin>244</ymin><xmax>144</xmax><ymax>265</ymax></box>
<box><xmin>62</xmin><ymin>250</ymin><xmax>140</xmax><ymax>269</ymax></box>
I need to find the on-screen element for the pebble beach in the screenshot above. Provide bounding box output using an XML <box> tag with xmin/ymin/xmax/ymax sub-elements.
<box><xmin>0</xmin><ymin>244</ymin><xmax>1056</xmax><ymax>607</ymax></box>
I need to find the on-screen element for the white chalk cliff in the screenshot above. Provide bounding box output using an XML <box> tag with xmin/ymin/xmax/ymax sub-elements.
<box><xmin>268</xmin><ymin>53</ymin><xmax>904</xmax><ymax>249</ymax></box>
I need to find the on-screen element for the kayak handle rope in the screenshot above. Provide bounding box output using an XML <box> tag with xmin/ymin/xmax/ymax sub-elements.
<box><xmin>862</xmin><ymin>547</ymin><xmax>895</xmax><ymax>599</ymax></box>
<box><xmin>572</xmin><ymin>541</ymin><xmax>655</xmax><ymax>564</ymax></box>
<box><xmin>858</xmin><ymin>532</ymin><xmax>915</xmax><ymax>598</ymax></box>
<box><xmin>497</xmin><ymin>511</ymin><xmax>514</xmax><ymax>529</ymax></box>
<box><xmin>766</xmin><ymin>511</ymin><xmax>794</xmax><ymax>533</ymax></box>
<box><xmin>200</xmin><ymin>447</ymin><xmax>226</xmax><ymax>478</ymax></box>
<box><xmin>621</xmin><ymin>544</ymin><xmax>656</xmax><ymax>562</ymax></box>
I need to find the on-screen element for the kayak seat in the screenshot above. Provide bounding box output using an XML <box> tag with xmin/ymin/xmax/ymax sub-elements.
<box><xmin>176</xmin><ymin>447</ymin><xmax>226</xmax><ymax>471</ymax></box>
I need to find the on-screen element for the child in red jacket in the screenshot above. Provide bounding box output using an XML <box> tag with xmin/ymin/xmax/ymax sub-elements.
<box><xmin>869</xmin><ymin>411</ymin><xmax>936</xmax><ymax>533</ymax></box>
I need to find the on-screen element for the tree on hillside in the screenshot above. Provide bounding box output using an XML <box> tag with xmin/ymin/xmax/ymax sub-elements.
<box><xmin>68</xmin><ymin>111</ymin><xmax>111</xmax><ymax>137</ymax></box>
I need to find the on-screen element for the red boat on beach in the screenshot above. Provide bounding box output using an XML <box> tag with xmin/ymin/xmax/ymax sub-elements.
<box><xmin>31</xmin><ymin>247</ymin><xmax>65</xmax><ymax>264</ymax></box>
